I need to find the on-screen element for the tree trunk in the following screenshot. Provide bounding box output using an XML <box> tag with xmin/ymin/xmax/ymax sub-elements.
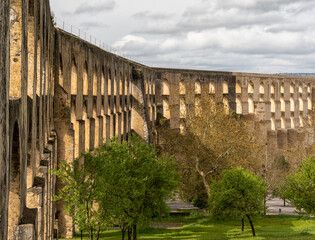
<box><xmin>195</xmin><ymin>157</ymin><xmax>210</xmax><ymax>197</ymax></box>
<box><xmin>246</xmin><ymin>214</ymin><xmax>255</xmax><ymax>237</ymax></box>
<box><xmin>90</xmin><ymin>227</ymin><xmax>94</xmax><ymax>240</ymax></box>
<box><xmin>121</xmin><ymin>228</ymin><xmax>126</xmax><ymax>240</ymax></box>
<box><xmin>241</xmin><ymin>218</ymin><xmax>244</xmax><ymax>232</ymax></box>
<box><xmin>81</xmin><ymin>230</ymin><xmax>83</xmax><ymax>240</ymax></box>
<box><xmin>128</xmin><ymin>227</ymin><xmax>132</xmax><ymax>240</ymax></box>
<box><xmin>283</xmin><ymin>199</ymin><xmax>286</xmax><ymax>206</ymax></box>
<box><xmin>133</xmin><ymin>225</ymin><xmax>137</xmax><ymax>240</ymax></box>
<box><xmin>97</xmin><ymin>225</ymin><xmax>100</xmax><ymax>240</ymax></box>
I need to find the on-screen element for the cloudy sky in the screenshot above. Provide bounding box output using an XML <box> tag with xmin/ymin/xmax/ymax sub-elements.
<box><xmin>50</xmin><ymin>0</ymin><xmax>315</xmax><ymax>73</ymax></box>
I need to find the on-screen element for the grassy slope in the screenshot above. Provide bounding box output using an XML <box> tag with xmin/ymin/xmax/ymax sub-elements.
<box><xmin>64</xmin><ymin>214</ymin><xmax>315</xmax><ymax>240</ymax></box>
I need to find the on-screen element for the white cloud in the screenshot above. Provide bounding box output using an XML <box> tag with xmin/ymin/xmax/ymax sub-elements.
<box><xmin>51</xmin><ymin>0</ymin><xmax>315</xmax><ymax>73</ymax></box>
<box><xmin>74</xmin><ymin>1</ymin><xmax>116</xmax><ymax>15</ymax></box>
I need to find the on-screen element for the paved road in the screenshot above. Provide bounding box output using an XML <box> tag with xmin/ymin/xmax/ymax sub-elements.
<box><xmin>266</xmin><ymin>196</ymin><xmax>297</xmax><ymax>215</ymax></box>
<box><xmin>167</xmin><ymin>196</ymin><xmax>297</xmax><ymax>215</ymax></box>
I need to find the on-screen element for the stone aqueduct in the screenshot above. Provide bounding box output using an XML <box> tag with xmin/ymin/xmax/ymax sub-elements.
<box><xmin>0</xmin><ymin>0</ymin><xmax>314</xmax><ymax>239</ymax></box>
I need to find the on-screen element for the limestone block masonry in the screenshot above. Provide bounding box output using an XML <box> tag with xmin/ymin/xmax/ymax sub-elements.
<box><xmin>0</xmin><ymin>0</ymin><xmax>314</xmax><ymax>239</ymax></box>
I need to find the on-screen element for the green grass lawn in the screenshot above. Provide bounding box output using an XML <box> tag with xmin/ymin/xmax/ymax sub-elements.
<box><xmin>63</xmin><ymin>214</ymin><xmax>315</xmax><ymax>240</ymax></box>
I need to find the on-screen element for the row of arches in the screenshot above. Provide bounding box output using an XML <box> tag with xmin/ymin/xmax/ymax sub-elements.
<box><xmin>238</xmin><ymin>81</ymin><xmax>311</xmax><ymax>95</ymax></box>
<box><xmin>71</xmin><ymin>101</ymin><xmax>132</xmax><ymax>157</ymax></box>
<box><xmin>162</xmin><ymin>79</ymin><xmax>228</xmax><ymax>95</ymax></box>
<box><xmin>60</xmin><ymin>56</ymin><xmax>131</xmax><ymax>97</ymax></box>
<box><xmin>271</xmin><ymin>115</ymin><xmax>306</xmax><ymax>130</ymax></box>
<box><xmin>162</xmin><ymin>78</ymin><xmax>312</xmax><ymax>97</ymax></box>
<box><xmin>166</xmin><ymin>95</ymin><xmax>311</xmax><ymax>119</ymax></box>
<box><xmin>145</xmin><ymin>77</ymin><xmax>155</xmax><ymax>95</ymax></box>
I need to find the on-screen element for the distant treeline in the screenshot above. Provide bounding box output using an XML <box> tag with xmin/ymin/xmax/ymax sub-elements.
<box><xmin>275</xmin><ymin>73</ymin><xmax>315</xmax><ymax>76</ymax></box>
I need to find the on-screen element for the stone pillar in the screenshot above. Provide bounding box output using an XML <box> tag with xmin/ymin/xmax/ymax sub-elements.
<box><xmin>131</xmin><ymin>67</ymin><xmax>149</xmax><ymax>140</ymax></box>
<box><xmin>0</xmin><ymin>1</ymin><xmax>10</xmax><ymax>239</ymax></box>
<box><xmin>20</xmin><ymin>0</ymin><xmax>29</xmax><ymax>213</ymax></box>
<box><xmin>265</xmin><ymin>80</ymin><xmax>271</xmax><ymax>129</ymax></box>
<box><xmin>16</xmin><ymin>224</ymin><xmax>35</xmax><ymax>240</ymax></box>
<box><xmin>284</xmin><ymin>81</ymin><xmax>291</xmax><ymax>129</ymax></box>
<box><xmin>53</xmin><ymin>85</ymin><xmax>74</xmax><ymax>238</ymax></box>
<box><xmin>294</xmin><ymin>83</ymin><xmax>299</xmax><ymax>128</ymax></box>
<box><xmin>275</xmin><ymin>82</ymin><xmax>281</xmax><ymax>129</ymax></box>
<box><xmin>241</xmin><ymin>77</ymin><xmax>249</xmax><ymax>115</ymax></box>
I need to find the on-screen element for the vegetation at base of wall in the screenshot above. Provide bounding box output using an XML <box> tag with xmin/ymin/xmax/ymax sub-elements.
<box><xmin>158</xmin><ymin>95</ymin><xmax>262</xmax><ymax>208</ymax></box>
<box><xmin>59</xmin><ymin>214</ymin><xmax>315</xmax><ymax>240</ymax></box>
<box><xmin>53</xmin><ymin>134</ymin><xmax>179</xmax><ymax>240</ymax></box>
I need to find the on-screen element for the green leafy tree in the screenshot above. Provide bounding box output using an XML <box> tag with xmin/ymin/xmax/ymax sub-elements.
<box><xmin>285</xmin><ymin>156</ymin><xmax>315</xmax><ymax>216</ymax></box>
<box><xmin>209</xmin><ymin>167</ymin><xmax>266</xmax><ymax>237</ymax></box>
<box><xmin>52</xmin><ymin>153</ymin><xmax>105</xmax><ymax>240</ymax></box>
<box><xmin>98</xmin><ymin>135</ymin><xmax>179</xmax><ymax>240</ymax></box>
<box><xmin>54</xmin><ymin>135</ymin><xmax>179</xmax><ymax>240</ymax></box>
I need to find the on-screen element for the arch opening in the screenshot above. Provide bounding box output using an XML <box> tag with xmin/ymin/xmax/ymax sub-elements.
<box><xmin>290</xmin><ymin>97</ymin><xmax>295</xmax><ymax>112</ymax></box>
<box><xmin>299</xmin><ymin>97</ymin><xmax>303</xmax><ymax>111</ymax></box>
<box><xmin>83</xmin><ymin>63</ymin><xmax>88</xmax><ymax>95</ymax></box>
<box><xmin>271</xmin><ymin>84</ymin><xmax>275</xmax><ymax>94</ymax></box>
<box><xmin>270</xmin><ymin>98</ymin><xmax>275</xmax><ymax>113</ymax></box>
<box><xmin>290</xmin><ymin>84</ymin><xmax>294</xmax><ymax>94</ymax></box>
<box><xmin>163</xmin><ymin>98</ymin><xmax>170</xmax><ymax>119</ymax></box>
<box><xmin>280</xmin><ymin>97</ymin><xmax>285</xmax><ymax>112</ymax></box>
<box><xmin>93</xmin><ymin>66</ymin><xmax>98</xmax><ymax>96</ymax></box>
<box><xmin>236</xmin><ymin>97</ymin><xmax>242</xmax><ymax>114</ymax></box>
<box><xmin>8</xmin><ymin>122</ymin><xmax>21</xmax><ymax>240</ymax></box>
<box><xmin>179</xmin><ymin>80</ymin><xmax>186</xmax><ymax>95</ymax></box>
<box><xmin>59</xmin><ymin>55</ymin><xmax>64</xmax><ymax>87</ymax></box>
<box><xmin>71</xmin><ymin>60</ymin><xmax>78</xmax><ymax>95</ymax></box>
<box><xmin>101</xmin><ymin>70</ymin><xmax>105</xmax><ymax>96</ymax></box>
<box><xmin>308</xmin><ymin>97</ymin><xmax>312</xmax><ymax>110</ymax></box>
<box><xmin>259</xmin><ymin>83</ymin><xmax>264</xmax><ymax>94</ymax></box>
<box><xmin>299</xmin><ymin>115</ymin><xmax>304</xmax><ymax>127</ymax></box>
<box><xmin>248</xmin><ymin>97</ymin><xmax>254</xmax><ymax>113</ymax></box>
<box><xmin>195</xmin><ymin>80</ymin><xmax>201</xmax><ymax>95</ymax></box>
<box><xmin>120</xmin><ymin>73</ymin><xmax>123</xmax><ymax>95</ymax></box>
<box><xmin>209</xmin><ymin>82</ymin><xmax>215</xmax><ymax>94</ymax></box>
<box><xmin>248</xmin><ymin>82</ymin><xmax>254</xmax><ymax>94</ymax></box>
<box><xmin>271</xmin><ymin>117</ymin><xmax>276</xmax><ymax>130</ymax></box>
<box><xmin>236</xmin><ymin>81</ymin><xmax>241</xmax><ymax>94</ymax></box>
<box><xmin>223</xmin><ymin>81</ymin><xmax>229</xmax><ymax>94</ymax></box>
<box><xmin>125</xmin><ymin>75</ymin><xmax>128</xmax><ymax>96</ymax></box>
<box><xmin>108</xmin><ymin>69</ymin><xmax>111</xmax><ymax>96</ymax></box>
<box><xmin>280</xmin><ymin>83</ymin><xmax>284</xmax><ymax>94</ymax></box>
<box><xmin>162</xmin><ymin>79</ymin><xmax>170</xmax><ymax>95</ymax></box>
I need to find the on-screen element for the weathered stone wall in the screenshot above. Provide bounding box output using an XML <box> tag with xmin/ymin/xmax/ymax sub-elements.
<box><xmin>0</xmin><ymin>0</ymin><xmax>314</xmax><ymax>239</ymax></box>
<box><xmin>154</xmin><ymin>68</ymin><xmax>315</xmax><ymax>149</ymax></box>
<box><xmin>1</xmin><ymin>0</ymin><xmax>59</xmax><ymax>239</ymax></box>
<box><xmin>0</xmin><ymin>0</ymin><xmax>10</xmax><ymax>239</ymax></box>
<box><xmin>54</xmin><ymin>29</ymin><xmax>157</xmax><ymax>237</ymax></box>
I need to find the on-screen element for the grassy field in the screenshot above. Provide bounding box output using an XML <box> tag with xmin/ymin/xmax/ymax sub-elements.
<box><xmin>63</xmin><ymin>214</ymin><xmax>315</xmax><ymax>240</ymax></box>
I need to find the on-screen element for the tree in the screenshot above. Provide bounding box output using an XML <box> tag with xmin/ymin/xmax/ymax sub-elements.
<box><xmin>98</xmin><ymin>135</ymin><xmax>179</xmax><ymax>240</ymax></box>
<box><xmin>53</xmin><ymin>153</ymin><xmax>105</xmax><ymax>240</ymax></box>
<box><xmin>158</xmin><ymin>95</ymin><xmax>261</xmax><ymax>207</ymax></box>
<box><xmin>284</xmin><ymin>156</ymin><xmax>315</xmax><ymax>216</ymax></box>
<box><xmin>209</xmin><ymin>168</ymin><xmax>266</xmax><ymax>237</ymax></box>
<box><xmin>54</xmin><ymin>135</ymin><xmax>179</xmax><ymax>240</ymax></box>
